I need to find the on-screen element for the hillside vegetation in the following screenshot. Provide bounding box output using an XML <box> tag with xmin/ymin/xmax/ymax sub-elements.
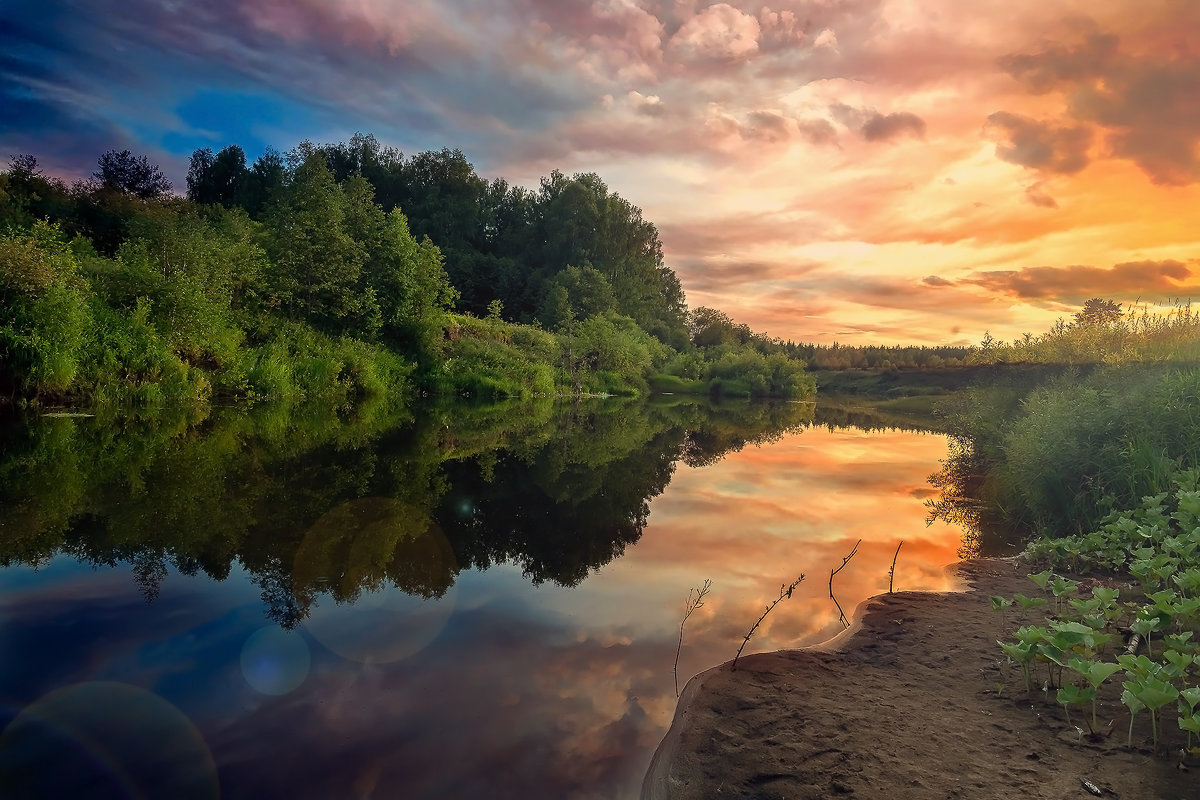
<box><xmin>0</xmin><ymin>139</ymin><xmax>814</xmax><ymax>407</ymax></box>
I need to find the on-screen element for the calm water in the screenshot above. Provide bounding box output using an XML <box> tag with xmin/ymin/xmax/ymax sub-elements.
<box><xmin>0</xmin><ymin>397</ymin><xmax>966</xmax><ymax>799</ymax></box>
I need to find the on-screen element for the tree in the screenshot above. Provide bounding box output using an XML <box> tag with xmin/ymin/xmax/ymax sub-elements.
<box><xmin>243</xmin><ymin>147</ymin><xmax>286</xmax><ymax>218</ymax></box>
<box><xmin>263</xmin><ymin>152</ymin><xmax>368</xmax><ymax>332</ymax></box>
<box><xmin>1074</xmin><ymin>298</ymin><xmax>1123</xmax><ymax>326</ymax></box>
<box><xmin>94</xmin><ymin>150</ymin><xmax>173</xmax><ymax>199</ymax></box>
<box><xmin>689</xmin><ymin>306</ymin><xmax>743</xmax><ymax>347</ymax></box>
<box><xmin>538</xmin><ymin>264</ymin><xmax>616</xmax><ymax>325</ymax></box>
<box><xmin>185</xmin><ymin>148</ymin><xmax>215</xmax><ymax>202</ymax></box>
<box><xmin>186</xmin><ymin>145</ymin><xmax>247</xmax><ymax>207</ymax></box>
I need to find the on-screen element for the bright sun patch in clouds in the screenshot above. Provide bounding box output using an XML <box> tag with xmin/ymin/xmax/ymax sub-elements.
<box><xmin>2</xmin><ymin>0</ymin><xmax>1199</xmax><ymax>345</ymax></box>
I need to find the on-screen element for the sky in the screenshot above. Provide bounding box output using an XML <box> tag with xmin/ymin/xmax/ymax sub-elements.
<box><xmin>3</xmin><ymin>0</ymin><xmax>1200</xmax><ymax>345</ymax></box>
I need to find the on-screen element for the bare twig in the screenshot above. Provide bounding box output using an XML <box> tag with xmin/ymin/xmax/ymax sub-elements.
<box><xmin>830</xmin><ymin>590</ymin><xmax>848</xmax><ymax>629</ymax></box>
<box><xmin>828</xmin><ymin>539</ymin><xmax>861</xmax><ymax>597</ymax></box>
<box><xmin>732</xmin><ymin>574</ymin><xmax>805</xmax><ymax>671</ymax></box>
<box><xmin>888</xmin><ymin>540</ymin><xmax>904</xmax><ymax>594</ymax></box>
<box><xmin>829</xmin><ymin>539</ymin><xmax>861</xmax><ymax>628</ymax></box>
<box><xmin>675</xmin><ymin>579</ymin><xmax>712</xmax><ymax>697</ymax></box>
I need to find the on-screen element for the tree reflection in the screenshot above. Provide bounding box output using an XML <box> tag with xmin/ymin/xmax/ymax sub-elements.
<box><xmin>0</xmin><ymin>396</ymin><xmax>818</xmax><ymax>624</ymax></box>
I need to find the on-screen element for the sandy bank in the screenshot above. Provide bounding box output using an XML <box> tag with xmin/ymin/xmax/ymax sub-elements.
<box><xmin>643</xmin><ymin>558</ymin><xmax>1195</xmax><ymax>800</ymax></box>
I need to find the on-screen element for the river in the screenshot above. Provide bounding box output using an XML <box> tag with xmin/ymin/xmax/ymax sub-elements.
<box><xmin>0</xmin><ymin>396</ymin><xmax>968</xmax><ymax>798</ymax></box>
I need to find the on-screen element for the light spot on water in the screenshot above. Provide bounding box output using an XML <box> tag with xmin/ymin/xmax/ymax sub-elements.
<box><xmin>240</xmin><ymin>627</ymin><xmax>311</xmax><ymax>696</ymax></box>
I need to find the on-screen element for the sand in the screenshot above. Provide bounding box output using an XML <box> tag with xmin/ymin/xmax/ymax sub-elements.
<box><xmin>642</xmin><ymin>558</ymin><xmax>1198</xmax><ymax>800</ymax></box>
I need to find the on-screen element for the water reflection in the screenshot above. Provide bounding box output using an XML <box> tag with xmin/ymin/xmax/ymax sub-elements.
<box><xmin>0</xmin><ymin>397</ymin><xmax>967</xmax><ymax>798</ymax></box>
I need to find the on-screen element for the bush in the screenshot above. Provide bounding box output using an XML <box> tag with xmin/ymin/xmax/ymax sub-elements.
<box><xmin>0</xmin><ymin>222</ymin><xmax>92</xmax><ymax>395</ymax></box>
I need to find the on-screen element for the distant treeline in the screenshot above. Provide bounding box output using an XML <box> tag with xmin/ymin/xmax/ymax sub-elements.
<box><xmin>0</xmin><ymin>136</ymin><xmax>815</xmax><ymax>406</ymax></box>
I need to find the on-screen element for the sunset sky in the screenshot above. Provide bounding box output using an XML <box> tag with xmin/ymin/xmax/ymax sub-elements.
<box><xmin>3</xmin><ymin>0</ymin><xmax>1199</xmax><ymax>345</ymax></box>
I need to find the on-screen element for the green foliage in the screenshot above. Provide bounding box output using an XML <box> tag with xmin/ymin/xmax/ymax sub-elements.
<box><xmin>655</xmin><ymin>342</ymin><xmax>816</xmax><ymax>400</ymax></box>
<box><xmin>239</xmin><ymin>321</ymin><xmax>413</xmax><ymax>402</ymax></box>
<box><xmin>0</xmin><ymin>221</ymin><xmax>91</xmax><ymax>394</ymax></box>
<box><xmin>433</xmin><ymin>314</ymin><xmax>557</xmax><ymax>399</ymax></box>
<box><xmin>998</xmin><ymin>471</ymin><xmax>1200</xmax><ymax>748</ymax></box>
<box><xmin>263</xmin><ymin>152</ymin><xmax>374</xmax><ymax>334</ymax></box>
<box><xmin>81</xmin><ymin>297</ymin><xmax>208</xmax><ymax>405</ymax></box>
<box><xmin>932</xmin><ymin>365</ymin><xmax>1200</xmax><ymax>538</ymax></box>
<box><xmin>1</xmin><ymin>139</ymin><xmax>814</xmax><ymax>412</ymax></box>
<box><xmin>967</xmin><ymin>301</ymin><xmax>1200</xmax><ymax>367</ymax></box>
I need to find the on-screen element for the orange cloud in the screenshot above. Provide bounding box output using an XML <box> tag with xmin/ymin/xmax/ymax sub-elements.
<box><xmin>962</xmin><ymin>259</ymin><xmax>1197</xmax><ymax>300</ymax></box>
<box><xmin>997</xmin><ymin>12</ymin><xmax>1200</xmax><ymax>185</ymax></box>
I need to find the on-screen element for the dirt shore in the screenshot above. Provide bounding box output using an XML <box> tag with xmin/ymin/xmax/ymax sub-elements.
<box><xmin>642</xmin><ymin>558</ymin><xmax>1197</xmax><ymax>800</ymax></box>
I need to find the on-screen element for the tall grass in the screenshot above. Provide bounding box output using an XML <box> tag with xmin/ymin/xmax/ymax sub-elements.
<box><xmin>973</xmin><ymin>303</ymin><xmax>1200</xmax><ymax>366</ymax></box>
<box><xmin>933</xmin><ymin>365</ymin><xmax>1200</xmax><ymax>539</ymax></box>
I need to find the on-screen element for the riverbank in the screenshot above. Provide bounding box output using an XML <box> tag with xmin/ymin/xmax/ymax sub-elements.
<box><xmin>642</xmin><ymin>557</ymin><xmax>1195</xmax><ymax>799</ymax></box>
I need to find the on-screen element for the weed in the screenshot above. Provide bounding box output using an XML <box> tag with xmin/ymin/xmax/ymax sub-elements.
<box><xmin>732</xmin><ymin>574</ymin><xmax>805</xmax><ymax>671</ymax></box>
<box><xmin>675</xmin><ymin>579</ymin><xmax>712</xmax><ymax>697</ymax></box>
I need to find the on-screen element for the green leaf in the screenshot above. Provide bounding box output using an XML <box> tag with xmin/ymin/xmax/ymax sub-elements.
<box><xmin>1178</xmin><ymin>712</ymin><xmax>1200</xmax><ymax>735</ymax></box>
<box><xmin>1014</xmin><ymin>593</ymin><xmax>1049</xmax><ymax>612</ymax></box>
<box><xmin>1178</xmin><ymin>687</ymin><xmax>1200</xmax><ymax>712</ymax></box>
<box><xmin>1121</xmin><ymin>686</ymin><xmax>1146</xmax><ymax>714</ymax></box>
<box><xmin>1163</xmin><ymin>649</ymin><xmax>1195</xmax><ymax>678</ymax></box>
<box><xmin>1015</xmin><ymin>625</ymin><xmax>1049</xmax><ymax>646</ymax></box>
<box><xmin>1068</xmin><ymin>657</ymin><xmax>1122</xmax><ymax>689</ymax></box>
<box><xmin>1057</xmin><ymin>685</ymin><xmax>1094</xmax><ymax>707</ymax></box>
<box><xmin>1000</xmin><ymin>641</ymin><xmax>1035</xmax><ymax>664</ymax></box>
<box><xmin>1130</xmin><ymin>676</ymin><xmax>1179</xmax><ymax>712</ymax></box>
<box><xmin>1117</xmin><ymin>653</ymin><xmax>1160</xmax><ymax>677</ymax></box>
<box><xmin>1027</xmin><ymin>570</ymin><xmax>1053</xmax><ymax>590</ymax></box>
<box><xmin>1050</xmin><ymin>576</ymin><xmax>1080</xmax><ymax>598</ymax></box>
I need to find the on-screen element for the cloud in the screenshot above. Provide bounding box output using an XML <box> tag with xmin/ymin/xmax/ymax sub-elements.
<box><xmin>795</xmin><ymin>117</ymin><xmax>839</xmax><ymax>145</ymax></box>
<box><xmin>831</xmin><ymin>103</ymin><xmax>926</xmax><ymax>142</ymax></box>
<box><xmin>964</xmin><ymin>260</ymin><xmax>1195</xmax><ymax>300</ymax></box>
<box><xmin>757</xmin><ymin>6</ymin><xmax>806</xmax><ymax>44</ymax></box>
<box><xmin>744</xmin><ymin>110</ymin><xmax>791</xmax><ymax>142</ymax></box>
<box><xmin>998</xmin><ymin>27</ymin><xmax>1120</xmax><ymax>94</ymax></box>
<box><xmin>667</xmin><ymin>3</ymin><xmax>761</xmax><ymax>62</ymax></box>
<box><xmin>628</xmin><ymin>90</ymin><xmax>665</xmax><ymax>116</ymax></box>
<box><xmin>1024</xmin><ymin>181</ymin><xmax>1058</xmax><ymax>208</ymax></box>
<box><xmin>862</xmin><ymin>111</ymin><xmax>926</xmax><ymax>141</ymax></box>
<box><xmin>999</xmin><ymin>16</ymin><xmax>1200</xmax><ymax>184</ymax></box>
<box><xmin>813</xmin><ymin>28</ymin><xmax>839</xmax><ymax>52</ymax></box>
<box><xmin>985</xmin><ymin>111</ymin><xmax>1092</xmax><ymax>174</ymax></box>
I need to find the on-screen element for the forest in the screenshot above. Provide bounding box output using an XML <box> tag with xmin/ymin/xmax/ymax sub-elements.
<box><xmin>0</xmin><ymin>136</ymin><xmax>815</xmax><ymax>407</ymax></box>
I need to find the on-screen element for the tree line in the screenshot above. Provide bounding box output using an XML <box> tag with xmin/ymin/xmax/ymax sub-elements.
<box><xmin>0</xmin><ymin>137</ymin><xmax>815</xmax><ymax>405</ymax></box>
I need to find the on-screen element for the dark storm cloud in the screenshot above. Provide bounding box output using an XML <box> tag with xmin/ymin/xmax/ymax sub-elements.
<box><xmin>986</xmin><ymin>111</ymin><xmax>1092</xmax><ymax>174</ymax></box>
<box><xmin>999</xmin><ymin>15</ymin><xmax>1200</xmax><ymax>184</ymax></box>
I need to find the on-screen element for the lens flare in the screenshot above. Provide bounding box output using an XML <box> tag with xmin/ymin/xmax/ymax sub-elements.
<box><xmin>295</xmin><ymin>498</ymin><xmax>460</xmax><ymax>664</ymax></box>
<box><xmin>240</xmin><ymin>626</ymin><xmax>311</xmax><ymax>695</ymax></box>
<box><xmin>0</xmin><ymin>681</ymin><xmax>218</xmax><ymax>800</ymax></box>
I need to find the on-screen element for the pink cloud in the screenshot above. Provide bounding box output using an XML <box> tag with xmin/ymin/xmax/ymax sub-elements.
<box><xmin>668</xmin><ymin>3</ymin><xmax>761</xmax><ymax>62</ymax></box>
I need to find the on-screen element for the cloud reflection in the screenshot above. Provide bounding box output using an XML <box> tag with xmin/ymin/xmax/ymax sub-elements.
<box><xmin>0</xmin><ymin>419</ymin><xmax>967</xmax><ymax>799</ymax></box>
